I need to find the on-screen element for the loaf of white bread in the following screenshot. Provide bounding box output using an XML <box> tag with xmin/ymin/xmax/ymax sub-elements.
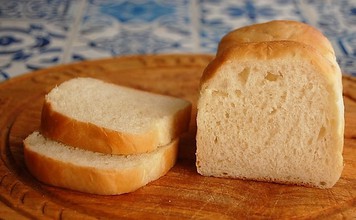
<box><xmin>24</xmin><ymin>77</ymin><xmax>191</xmax><ymax>195</ymax></box>
<box><xmin>196</xmin><ymin>20</ymin><xmax>344</xmax><ymax>188</ymax></box>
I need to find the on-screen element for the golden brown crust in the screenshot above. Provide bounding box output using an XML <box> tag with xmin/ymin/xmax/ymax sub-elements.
<box><xmin>23</xmin><ymin>138</ymin><xmax>179</xmax><ymax>195</ymax></box>
<box><xmin>217</xmin><ymin>20</ymin><xmax>335</xmax><ymax>62</ymax></box>
<box><xmin>40</xmin><ymin>101</ymin><xmax>191</xmax><ymax>155</ymax></box>
<box><xmin>40</xmin><ymin>102</ymin><xmax>158</xmax><ymax>155</ymax></box>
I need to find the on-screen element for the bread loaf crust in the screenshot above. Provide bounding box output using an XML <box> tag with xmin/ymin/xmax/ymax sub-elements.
<box><xmin>217</xmin><ymin>20</ymin><xmax>336</xmax><ymax>63</ymax></box>
<box><xmin>196</xmin><ymin>20</ymin><xmax>344</xmax><ymax>188</ymax></box>
<box><xmin>24</xmin><ymin>133</ymin><xmax>179</xmax><ymax>195</ymax></box>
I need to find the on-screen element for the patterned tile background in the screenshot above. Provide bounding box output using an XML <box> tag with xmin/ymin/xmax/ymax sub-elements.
<box><xmin>0</xmin><ymin>0</ymin><xmax>355</xmax><ymax>82</ymax></box>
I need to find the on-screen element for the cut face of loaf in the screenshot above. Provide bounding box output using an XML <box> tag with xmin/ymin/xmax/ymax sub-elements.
<box><xmin>24</xmin><ymin>132</ymin><xmax>178</xmax><ymax>195</ymax></box>
<box><xmin>41</xmin><ymin>77</ymin><xmax>191</xmax><ymax>155</ymax></box>
<box><xmin>196</xmin><ymin>41</ymin><xmax>344</xmax><ymax>188</ymax></box>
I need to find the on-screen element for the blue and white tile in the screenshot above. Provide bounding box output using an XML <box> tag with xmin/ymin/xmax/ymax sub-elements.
<box><xmin>198</xmin><ymin>0</ymin><xmax>303</xmax><ymax>53</ymax></box>
<box><xmin>69</xmin><ymin>0</ymin><xmax>194</xmax><ymax>61</ymax></box>
<box><xmin>0</xmin><ymin>0</ymin><xmax>355</xmax><ymax>82</ymax></box>
<box><xmin>0</xmin><ymin>22</ymin><xmax>64</xmax><ymax>79</ymax></box>
<box><xmin>0</xmin><ymin>0</ymin><xmax>82</xmax><ymax>80</ymax></box>
<box><xmin>298</xmin><ymin>0</ymin><xmax>356</xmax><ymax>75</ymax></box>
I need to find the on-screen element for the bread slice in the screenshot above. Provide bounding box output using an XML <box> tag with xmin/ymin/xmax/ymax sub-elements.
<box><xmin>196</xmin><ymin>24</ymin><xmax>344</xmax><ymax>188</ymax></box>
<box><xmin>24</xmin><ymin>131</ymin><xmax>178</xmax><ymax>195</ymax></box>
<box><xmin>41</xmin><ymin>77</ymin><xmax>191</xmax><ymax>155</ymax></box>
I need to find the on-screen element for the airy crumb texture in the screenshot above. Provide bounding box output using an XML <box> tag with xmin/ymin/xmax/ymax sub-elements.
<box><xmin>46</xmin><ymin>77</ymin><xmax>189</xmax><ymax>134</ymax></box>
<box><xmin>24</xmin><ymin>131</ymin><xmax>178</xmax><ymax>195</ymax></box>
<box><xmin>196</xmin><ymin>41</ymin><xmax>344</xmax><ymax>189</ymax></box>
<box><xmin>41</xmin><ymin>77</ymin><xmax>191</xmax><ymax>155</ymax></box>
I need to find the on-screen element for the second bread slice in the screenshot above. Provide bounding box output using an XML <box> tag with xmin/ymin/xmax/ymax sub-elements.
<box><xmin>41</xmin><ymin>77</ymin><xmax>191</xmax><ymax>155</ymax></box>
<box><xmin>24</xmin><ymin>131</ymin><xmax>178</xmax><ymax>195</ymax></box>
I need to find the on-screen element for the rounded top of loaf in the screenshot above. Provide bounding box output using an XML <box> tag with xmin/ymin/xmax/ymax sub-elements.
<box><xmin>217</xmin><ymin>20</ymin><xmax>335</xmax><ymax>64</ymax></box>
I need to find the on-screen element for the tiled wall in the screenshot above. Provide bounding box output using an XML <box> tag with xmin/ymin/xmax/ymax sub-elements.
<box><xmin>0</xmin><ymin>0</ymin><xmax>355</xmax><ymax>81</ymax></box>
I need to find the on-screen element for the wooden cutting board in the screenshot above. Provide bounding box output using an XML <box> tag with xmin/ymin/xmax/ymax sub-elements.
<box><xmin>1</xmin><ymin>54</ymin><xmax>356</xmax><ymax>219</ymax></box>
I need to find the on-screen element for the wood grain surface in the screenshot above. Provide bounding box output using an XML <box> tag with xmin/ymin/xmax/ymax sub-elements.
<box><xmin>0</xmin><ymin>54</ymin><xmax>356</xmax><ymax>219</ymax></box>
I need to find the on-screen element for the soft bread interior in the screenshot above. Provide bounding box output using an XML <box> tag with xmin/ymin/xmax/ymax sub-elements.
<box><xmin>46</xmin><ymin>77</ymin><xmax>189</xmax><ymax>136</ymax></box>
<box><xmin>196</xmin><ymin>44</ymin><xmax>343</xmax><ymax>188</ymax></box>
<box><xmin>25</xmin><ymin>131</ymin><xmax>175</xmax><ymax>170</ymax></box>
